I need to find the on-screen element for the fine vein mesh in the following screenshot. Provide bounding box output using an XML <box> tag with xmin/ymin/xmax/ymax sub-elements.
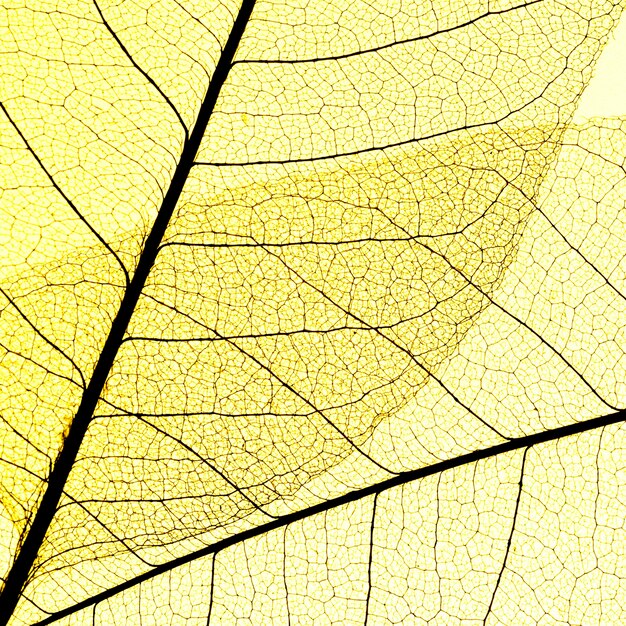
<box><xmin>0</xmin><ymin>0</ymin><xmax>625</xmax><ymax>623</ymax></box>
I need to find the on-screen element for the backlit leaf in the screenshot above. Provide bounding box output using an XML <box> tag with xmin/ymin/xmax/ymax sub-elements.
<box><xmin>1</xmin><ymin>0</ymin><xmax>625</xmax><ymax>623</ymax></box>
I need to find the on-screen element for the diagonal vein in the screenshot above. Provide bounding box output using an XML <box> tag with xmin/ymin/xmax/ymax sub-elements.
<box><xmin>0</xmin><ymin>0</ymin><xmax>258</xmax><ymax>620</ymax></box>
<box><xmin>34</xmin><ymin>407</ymin><xmax>626</xmax><ymax>625</ymax></box>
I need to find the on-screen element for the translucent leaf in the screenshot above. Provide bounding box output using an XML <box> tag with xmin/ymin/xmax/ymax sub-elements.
<box><xmin>1</xmin><ymin>0</ymin><xmax>625</xmax><ymax>623</ymax></box>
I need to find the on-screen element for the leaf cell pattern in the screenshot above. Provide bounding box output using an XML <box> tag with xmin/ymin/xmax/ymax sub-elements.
<box><xmin>0</xmin><ymin>0</ymin><xmax>625</xmax><ymax>624</ymax></box>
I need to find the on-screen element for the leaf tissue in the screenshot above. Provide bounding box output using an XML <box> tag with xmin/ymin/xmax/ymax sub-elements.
<box><xmin>1</xmin><ymin>0</ymin><xmax>625</xmax><ymax>623</ymax></box>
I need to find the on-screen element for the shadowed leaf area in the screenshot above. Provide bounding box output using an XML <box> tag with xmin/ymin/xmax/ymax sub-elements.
<box><xmin>0</xmin><ymin>0</ymin><xmax>625</xmax><ymax>623</ymax></box>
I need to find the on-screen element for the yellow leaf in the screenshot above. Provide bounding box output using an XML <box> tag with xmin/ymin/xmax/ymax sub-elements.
<box><xmin>1</xmin><ymin>0</ymin><xmax>625</xmax><ymax>623</ymax></box>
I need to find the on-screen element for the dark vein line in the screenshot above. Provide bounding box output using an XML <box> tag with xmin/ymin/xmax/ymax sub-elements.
<box><xmin>474</xmin><ymin>178</ymin><xmax>622</xmax><ymax>409</ymax></box>
<box><xmin>95</xmin><ymin>350</ymin><xmax>413</xmax><ymax>418</ymax></box>
<box><xmin>134</xmin><ymin>414</ymin><xmax>278</xmax><ymax>519</ymax></box>
<box><xmin>63</xmin><ymin>495</ymin><xmax>154</xmax><ymax>567</ymax></box>
<box><xmin>411</xmin><ymin>229</ymin><xmax>619</xmax><ymax>411</ymax></box>
<box><xmin>0</xmin><ymin>337</ymin><xmax>82</xmax><ymax>391</ymax></box>
<box><xmin>216</xmin><ymin>332</ymin><xmax>399</xmax><ymax>475</ymax></box>
<box><xmin>0</xmin><ymin>288</ymin><xmax>86</xmax><ymax>388</ymax></box>
<box><xmin>134</xmin><ymin>291</ymin><xmax>398</xmax><ymax>474</ymax></box>
<box><xmin>492</xmin><ymin>297</ymin><xmax>617</xmax><ymax>408</ymax></box>
<box><xmin>158</xmin><ymin>216</ymin><xmax>490</xmax><ymax>249</ymax></box>
<box><xmin>94</xmin><ymin>409</ymin><xmax>315</xmax><ymax>419</ymax></box>
<box><xmin>0</xmin><ymin>0</ymin><xmax>258</xmax><ymax>620</ymax></box>
<box><xmin>593</xmin><ymin>428</ymin><xmax>604</xmax><ymax>534</ymax></box>
<box><xmin>194</xmin><ymin>119</ymin><xmax>493</xmax><ymax>167</ymax></box>
<box><xmin>283</xmin><ymin>525</ymin><xmax>291</xmax><ymax>626</ymax></box>
<box><xmin>0</xmin><ymin>102</ymin><xmax>131</xmax><ymax>286</ymax></box>
<box><xmin>235</xmin><ymin>1</ymin><xmax>542</xmax><ymax>65</ymax></box>
<box><xmin>68</xmin><ymin>494</ymin><xmax>221</xmax><ymax>504</ymax></box>
<box><xmin>261</xmin><ymin>245</ymin><xmax>508</xmax><ymax>440</ymax></box>
<box><xmin>534</xmin><ymin>202</ymin><xmax>626</xmax><ymax>303</ymax></box>
<box><xmin>33</xmin><ymin>407</ymin><xmax>626</xmax><ymax>625</ymax></box>
<box><xmin>93</xmin><ymin>0</ymin><xmax>189</xmax><ymax>140</ymax></box>
<box><xmin>193</xmin><ymin>94</ymin><xmax>548</xmax><ymax>167</ymax></box>
<box><xmin>173</xmin><ymin>0</ymin><xmax>223</xmax><ymax>46</ymax></box>
<box><xmin>483</xmin><ymin>447</ymin><xmax>528</xmax><ymax>624</ymax></box>
<box><xmin>122</xmin><ymin>280</ymin><xmax>465</xmax><ymax>345</ymax></box>
<box><xmin>0</xmin><ymin>457</ymin><xmax>46</xmax><ymax>485</ymax></box>
<box><xmin>364</xmin><ymin>493</ymin><xmax>378</xmax><ymax>625</ymax></box>
<box><xmin>9</xmin><ymin>594</ymin><xmax>48</xmax><ymax>619</ymax></box>
<box><xmin>205</xmin><ymin>552</ymin><xmax>216</xmax><ymax>626</ymax></box>
<box><xmin>350</xmin><ymin>165</ymin><xmax>618</xmax><ymax>415</ymax></box>
<box><xmin>200</xmin><ymin>55</ymin><xmax>569</xmax><ymax>168</ymax></box>
<box><xmin>434</xmin><ymin>471</ymin><xmax>443</xmax><ymax>610</ymax></box>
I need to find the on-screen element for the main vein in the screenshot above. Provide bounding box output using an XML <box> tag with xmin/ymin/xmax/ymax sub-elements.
<box><xmin>0</xmin><ymin>0</ymin><xmax>257</xmax><ymax>620</ymax></box>
<box><xmin>36</xmin><ymin>407</ymin><xmax>626</xmax><ymax>625</ymax></box>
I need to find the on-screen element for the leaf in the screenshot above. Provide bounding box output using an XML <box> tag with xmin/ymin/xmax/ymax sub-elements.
<box><xmin>1</xmin><ymin>0</ymin><xmax>625</xmax><ymax>623</ymax></box>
